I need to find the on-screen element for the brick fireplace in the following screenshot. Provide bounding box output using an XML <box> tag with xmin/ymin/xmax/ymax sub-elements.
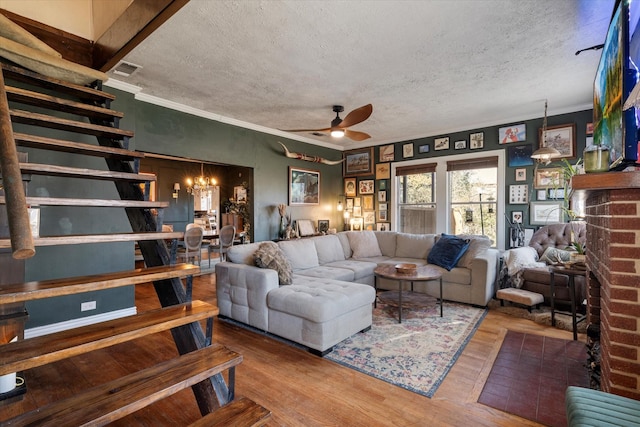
<box><xmin>573</xmin><ymin>172</ymin><xmax>640</xmax><ymax>400</ymax></box>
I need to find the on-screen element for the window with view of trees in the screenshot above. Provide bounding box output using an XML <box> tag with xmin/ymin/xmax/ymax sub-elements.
<box><xmin>397</xmin><ymin>163</ymin><xmax>436</xmax><ymax>234</ymax></box>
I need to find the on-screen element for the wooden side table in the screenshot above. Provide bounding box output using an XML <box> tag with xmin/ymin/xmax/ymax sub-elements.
<box><xmin>549</xmin><ymin>265</ymin><xmax>587</xmax><ymax>340</ymax></box>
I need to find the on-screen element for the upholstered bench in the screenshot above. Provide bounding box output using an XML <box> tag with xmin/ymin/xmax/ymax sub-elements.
<box><xmin>566</xmin><ymin>386</ymin><xmax>640</xmax><ymax>426</ymax></box>
<box><xmin>496</xmin><ymin>288</ymin><xmax>543</xmax><ymax>312</ymax></box>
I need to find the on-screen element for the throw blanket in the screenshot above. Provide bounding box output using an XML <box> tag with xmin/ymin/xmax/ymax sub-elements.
<box><xmin>501</xmin><ymin>246</ymin><xmax>546</xmax><ymax>288</ymax></box>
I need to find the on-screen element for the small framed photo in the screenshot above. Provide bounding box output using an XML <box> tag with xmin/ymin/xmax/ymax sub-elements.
<box><xmin>376</xmin><ymin>222</ymin><xmax>390</xmax><ymax>231</ymax></box>
<box><xmin>548</xmin><ymin>188</ymin><xmax>565</xmax><ymax>199</ymax></box>
<box><xmin>512</xmin><ymin>211</ymin><xmax>523</xmax><ymax>224</ymax></box>
<box><xmin>378</xmin><ymin>190</ymin><xmax>387</xmax><ymax>202</ymax></box>
<box><xmin>350</xmin><ymin>217</ymin><xmax>364</xmax><ymax>231</ymax></box>
<box><xmin>379</xmin><ymin>144</ymin><xmax>395</xmax><ymax>162</ymax></box>
<box><xmin>378</xmin><ymin>210</ymin><xmax>388</xmax><ymax>222</ymax></box>
<box><xmin>363</xmin><ymin>211</ymin><xmax>375</xmax><ymax>225</ymax></box>
<box><xmin>537</xmin><ymin>189</ymin><xmax>547</xmax><ymax>200</ymax></box>
<box><xmin>539</xmin><ymin>123</ymin><xmax>576</xmax><ymax>159</ymax></box>
<box><xmin>515</xmin><ymin>168</ymin><xmax>527</xmax><ymax>182</ymax></box>
<box><xmin>354</xmin><ymin>197</ymin><xmax>361</xmax><ymax>207</ymax></box>
<box><xmin>418</xmin><ymin>144</ymin><xmax>430</xmax><ymax>154</ymax></box>
<box><xmin>530</xmin><ymin>201</ymin><xmax>564</xmax><ymax>225</ymax></box>
<box><xmin>454</xmin><ymin>140</ymin><xmax>466</xmax><ymax>150</ymax></box>
<box><xmin>379</xmin><ymin>202</ymin><xmax>387</xmax><ymax>211</ymax></box>
<box><xmin>344</xmin><ymin>177</ymin><xmax>357</xmax><ymax>197</ymax></box>
<box><xmin>346</xmin><ymin>198</ymin><xmax>354</xmax><ymax>211</ymax></box>
<box><xmin>234</xmin><ymin>185</ymin><xmax>247</xmax><ymax>203</ymax></box>
<box><xmin>534</xmin><ymin>167</ymin><xmax>564</xmax><ymax>189</ymax></box>
<box><xmin>379</xmin><ymin>180</ymin><xmax>387</xmax><ymax>190</ymax></box>
<box><xmin>470</xmin><ymin>132</ymin><xmax>484</xmax><ymax>149</ymax></box>
<box><xmin>362</xmin><ymin>195</ymin><xmax>374</xmax><ymax>210</ymax></box>
<box><xmin>344</xmin><ymin>147</ymin><xmax>374</xmax><ymax>176</ymax></box>
<box><xmin>499</xmin><ymin>124</ymin><xmax>526</xmax><ymax>144</ymax></box>
<box><xmin>434</xmin><ymin>137</ymin><xmax>450</xmax><ymax>151</ymax></box>
<box><xmin>376</xmin><ymin>163</ymin><xmax>391</xmax><ymax>179</ymax></box>
<box><xmin>508</xmin><ymin>144</ymin><xmax>534</xmax><ymax>167</ymax></box>
<box><xmin>317</xmin><ymin>220</ymin><xmax>329</xmax><ymax>234</ymax></box>
<box><xmin>509</xmin><ymin>184</ymin><xmax>528</xmax><ymax>204</ymax></box>
<box><xmin>359</xmin><ymin>179</ymin><xmax>374</xmax><ymax>194</ymax></box>
<box><xmin>353</xmin><ymin>206</ymin><xmax>362</xmax><ymax>217</ymax></box>
<box><xmin>403</xmin><ymin>143</ymin><xmax>414</xmax><ymax>158</ymax></box>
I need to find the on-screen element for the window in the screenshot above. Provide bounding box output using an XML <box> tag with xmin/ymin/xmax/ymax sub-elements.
<box><xmin>396</xmin><ymin>163</ymin><xmax>436</xmax><ymax>233</ymax></box>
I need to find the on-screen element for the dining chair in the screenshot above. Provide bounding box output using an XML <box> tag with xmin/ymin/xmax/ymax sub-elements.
<box><xmin>178</xmin><ymin>224</ymin><xmax>205</xmax><ymax>265</ymax></box>
<box><xmin>209</xmin><ymin>225</ymin><xmax>236</xmax><ymax>267</ymax></box>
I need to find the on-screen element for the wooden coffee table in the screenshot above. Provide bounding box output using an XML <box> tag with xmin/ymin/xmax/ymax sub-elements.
<box><xmin>374</xmin><ymin>264</ymin><xmax>443</xmax><ymax>323</ymax></box>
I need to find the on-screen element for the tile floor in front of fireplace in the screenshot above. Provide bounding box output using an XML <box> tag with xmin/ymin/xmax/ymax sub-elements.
<box><xmin>478</xmin><ymin>330</ymin><xmax>590</xmax><ymax>427</ymax></box>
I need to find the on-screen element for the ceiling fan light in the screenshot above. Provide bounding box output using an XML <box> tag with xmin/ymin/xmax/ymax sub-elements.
<box><xmin>330</xmin><ymin>129</ymin><xmax>345</xmax><ymax>138</ymax></box>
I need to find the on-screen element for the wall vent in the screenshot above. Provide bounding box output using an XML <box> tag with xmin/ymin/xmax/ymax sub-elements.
<box><xmin>112</xmin><ymin>61</ymin><xmax>142</xmax><ymax>77</ymax></box>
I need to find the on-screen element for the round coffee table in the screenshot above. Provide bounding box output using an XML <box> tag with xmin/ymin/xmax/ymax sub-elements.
<box><xmin>374</xmin><ymin>264</ymin><xmax>443</xmax><ymax>323</ymax></box>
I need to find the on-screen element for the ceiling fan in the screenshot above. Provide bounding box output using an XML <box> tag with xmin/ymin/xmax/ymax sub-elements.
<box><xmin>282</xmin><ymin>104</ymin><xmax>373</xmax><ymax>141</ymax></box>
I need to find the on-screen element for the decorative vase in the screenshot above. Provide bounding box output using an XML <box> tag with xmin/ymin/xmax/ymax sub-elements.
<box><xmin>279</xmin><ymin>216</ymin><xmax>287</xmax><ymax>239</ymax></box>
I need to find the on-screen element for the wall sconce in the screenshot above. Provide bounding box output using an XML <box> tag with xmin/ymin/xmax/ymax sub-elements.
<box><xmin>173</xmin><ymin>183</ymin><xmax>180</xmax><ymax>200</ymax></box>
<box><xmin>337</xmin><ymin>200</ymin><xmax>343</xmax><ymax>211</ymax></box>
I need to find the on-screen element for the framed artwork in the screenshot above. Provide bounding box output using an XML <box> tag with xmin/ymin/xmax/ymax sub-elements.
<box><xmin>379</xmin><ymin>202</ymin><xmax>387</xmax><ymax>211</ymax></box>
<box><xmin>376</xmin><ymin>222</ymin><xmax>390</xmax><ymax>231</ymax></box>
<box><xmin>379</xmin><ymin>180</ymin><xmax>387</xmax><ymax>190</ymax></box>
<box><xmin>289</xmin><ymin>167</ymin><xmax>319</xmax><ymax>205</ymax></box>
<box><xmin>363</xmin><ymin>211</ymin><xmax>375</xmax><ymax>224</ymax></box>
<box><xmin>509</xmin><ymin>184</ymin><xmax>528</xmax><ymax>204</ymax></box>
<box><xmin>233</xmin><ymin>185</ymin><xmax>247</xmax><ymax>203</ymax></box>
<box><xmin>354</xmin><ymin>197</ymin><xmax>361</xmax><ymax>207</ymax></box>
<box><xmin>376</xmin><ymin>163</ymin><xmax>391</xmax><ymax>179</ymax></box>
<box><xmin>534</xmin><ymin>167</ymin><xmax>564</xmax><ymax>189</ymax></box>
<box><xmin>515</xmin><ymin>168</ymin><xmax>527</xmax><ymax>182</ymax></box>
<box><xmin>434</xmin><ymin>137</ymin><xmax>450</xmax><ymax>151</ymax></box>
<box><xmin>359</xmin><ymin>179</ymin><xmax>374</xmax><ymax>194</ymax></box>
<box><xmin>470</xmin><ymin>132</ymin><xmax>484</xmax><ymax>149</ymax></box>
<box><xmin>350</xmin><ymin>217</ymin><xmax>364</xmax><ymax>231</ymax></box>
<box><xmin>418</xmin><ymin>144</ymin><xmax>430</xmax><ymax>154</ymax></box>
<box><xmin>537</xmin><ymin>189</ymin><xmax>547</xmax><ymax>200</ymax></box>
<box><xmin>378</xmin><ymin>210</ymin><xmax>388</xmax><ymax>222</ymax></box>
<box><xmin>530</xmin><ymin>201</ymin><xmax>564</xmax><ymax>225</ymax></box>
<box><xmin>539</xmin><ymin>123</ymin><xmax>576</xmax><ymax>159</ymax></box>
<box><xmin>379</xmin><ymin>144</ymin><xmax>395</xmax><ymax>162</ymax></box>
<box><xmin>317</xmin><ymin>220</ymin><xmax>329</xmax><ymax>234</ymax></box>
<box><xmin>403</xmin><ymin>143</ymin><xmax>414</xmax><ymax>158</ymax></box>
<box><xmin>344</xmin><ymin>177</ymin><xmax>357</xmax><ymax>197</ymax></box>
<box><xmin>346</xmin><ymin>198</ymin><xmax>354</xmax><ymax>211</ymax></box>
<box><xmin>548</xmin><ymin>188</ymin><xmax>565</xmax><ymax>199</ymax></box>
<box><xmin>362</xmin><ymin>195</ymin><xmax>374</xmax><ymax>210</ymax></box>
<box><xmin>296</xmin><ymin>219</ymin><xmax>316</xmax><ymax>237</ymax></box>
<box><xmin>353</xmin><ymin>206</ymin><xmax>362</xmax><ymax>217</ymax></box>
<box><xmin>499</xmin><ymin>124</ymin><xmax>526</xmax><ymax>144</ymax></box>
<box><xmin>378</xmin><ymin>190</ymin><xmax>387</xmax><ymax>202</ymax></box>
<box><xmin>507</xmin><ymin>144</ymin><xmax>534</xmax><ymax>167</ymax></box>
<box><xmin>511</xmin><ymin>211</ymin><xmax>523</xmax><ymax>224</ymax></box>
<box><xmin>344</xmin><ymin>147</ymin><xmax>374</xmax><ymax>176</ymax></box>
<box><xmin>454</xmin><ymin>140</ymin><xmax>466</xmax><ymax>150</ymax></box>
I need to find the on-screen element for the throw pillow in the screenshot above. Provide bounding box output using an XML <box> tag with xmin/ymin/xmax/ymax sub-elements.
<box><xmin>346</xmin><ymin>231</ymin><xmax>383</xmax><ymax>259</ymax></box>
<box><xmin>427</xmin><ymin>234</ymin><xmax>471</xmax><ymax>271</ymax></box>
<box><xmin>254</xmin><ymin>241</ymin><xmax>293</xmax><ymax>285</ymax></box>
<box><xmin>503</xmin><ymin>246</ymin><xmax>545</xmax><ymax>276</ymax></box>
<box><xmin>456</xmin><ymin>235</ymin><xmax>492</xmax><ymax>269</ymax></box>
<box><xmin>539</xmin><ymin>247</ymin><xmax>572</xmax><ymax>265</ymax></box>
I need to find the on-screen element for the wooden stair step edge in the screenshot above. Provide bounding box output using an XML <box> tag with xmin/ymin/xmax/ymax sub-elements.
<box><xmin>13</xmin><ymin>132</ymin><xmax>144</xmax><ymax>159</ymax></box>
<box><xmin>10</xmin><ymin>109</ymin><xmax>134</xmax><ymax>139</ymax></box>
<box><xmin>0</xmin><ymin>196</ymin><xmax>168</xmax><ymax>209</ymax></box>
<box><xmin>2</xmin><ymin>344</ymin><xmax>243</xmax><ymax>426</ymax></box>
<box><xmin>1</xmin><ymin>63</ymin><xmax>115</xmax><ymax>104</ymax></box>
<box><xmin>0</xmin><ymin>300</ymin><xmax>218</xmax><ymax>376</ymax></box>
<box><xmin>189</xmin><ymin>397</ymin><xmax>272</xmax><ymax>427</ymax></box>
<box><xmin>16</xmin><ymin>162</ymin><xmax>154</xmax><ymax>182</ymax></box>
<box><xmin>6</xmin><ymin>85</ymin><xmax>124</xmax><ymax>121</ymax></box>
<box><xmin>0</xmin><ymin>262</ymin><xmax>197</xmax><ymax>304</ymax></box>
<box><xmin>0</xmin><ymin>231</ymin><xmax>184</xmax><ymax>250</ymax></box>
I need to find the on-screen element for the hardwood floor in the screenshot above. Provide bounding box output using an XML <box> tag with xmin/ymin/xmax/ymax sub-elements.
<box><xmin>1</xmin><ymin>272</ymin><xmax>585</xmax><ymax>426</ymax></box>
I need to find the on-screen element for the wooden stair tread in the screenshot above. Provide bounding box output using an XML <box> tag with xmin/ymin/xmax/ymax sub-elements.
<box><xmin>0</xmin><ymin>231</ymin><xmax>184</xmax><ymax>250</ymax></box>
<box><xmin>13</xmin><ymin>132</ymin><xmax>143</xmax><ymax>159</ymax></box>
<box><xmin>1</xmin><ymin>62</ymin><xmax>115</xmax><ymax>103</ymax></box>
<box><xmin>10</xmin><ymin>109</ymin><xmax>134</xmax><ymax>139</ymax></box>
<box><xmin>6</xmin><ymin>85</ymin><xmax>124</xmax><ymax>120</ymax></box>
<box><xmin>0</xmin><ymin>196</ymin><xmax>168</xmax><ymax>208</ymax></box>
<box><xmin>0</xmin><ymin>300</ymin><xmax>218</xmax><ymax>376</ymax></box>
<box><xmin>3</xmin><ymin>344</ymin><xmax>242</xmax><ymax>426</ymax></box>
<box><xmin>0</xmin><ymin>262</ymin><xmax>195</xmax><ymax>304</ymax></box>
<box><xmin>189</xmin><ymin>397</ymin><xmax>271</xmax><ymax>427</ymax></box>
<box><xmin>15</xmin><ymin>162</ymin><xmax>154</xmax><ymax>181</ymax></box>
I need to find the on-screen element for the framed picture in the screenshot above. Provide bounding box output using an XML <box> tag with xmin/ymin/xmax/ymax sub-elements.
<box><xmin>509</xmin><ymin>184</ymin><xmax>528</xmax><ymax>204</ymax></box>
<box><xmin>344</xmin><ymin>147</ymin><xmax>374</xmax><ymax>176</ymax></box>
<box><xmin>548</xmin><ymin>188</ymin><xmax>565</xmax><ymax>199</ymax></box>
<box><xmin>359</xmin><ymin>179</ymin><xmax>374</xmax><ymax>194</ymax></box>
<box><xmin>376</xmin><ymin>163</ymin><xmax>391</xmax><ymax>179</ymax></box>
<box><xmin>344</xmin><ymin>177</ymin><xmax>357</xmax><ymax>197</ymax></box>
<box><xmin>511</xmin><ymin>211</ymin><xmax>523</xmax><ymax>224</ymax></box>
<box><xmin>289</xmin><ymin>167</ymin><xmax>319</xmax><ymax>205</ymax></box>
<box><xmin>530</xmin><ymin>201</ymin><xmax>564</xmax><ymax>225</ymax></box>
<box><xmin>534</xmin><ymin>167</ymin><xmax>564</xmax><ymax>189</ymax></box>
<box><xmin>346</xmin><ymin>198</ymin><xmax>354</xmax><ymax>211</ymax></box>
<box><xmin>539</xmin><ymin>123</ymin><xmax>576</xmax><ymax>159</ymax></box>
<box><xmin>470</xmin><ymin>132</ymin><xmax>484</xmax><ymax>149</ymax></box>
<box><xmin>515</xmin><ymin>168</ymin><xmax>527</xmax><ymax>182</ymax></box>
<box><xmin>537</xmin><ymin>189</ymin><xmax>547</xmax><ymax>200</ymax></box>
<box><xmin>403</xmin><ymin>143</ymin><xmax>414</xmax><ymax>158</ymax></box>
<box><xmin>499</xmin><ymin>124</ymin><xmax>526</xmax><ymax>144</ymax></box>
<box><xmin>350</xmin><ymin>217</ymin><xmax>364</xmax><ymax>231</ymax></box>
<box><xmin>523</xmin><ymin>228</ymin><xmax>535</xmax><ymax>246</ymax></box>
<box><xmin>233</xmin><ymin>185</ymin><xmax>247</xmax><ymax>203</ymax></box>
<box><xmin>376</xmin><ymin>222</ymin><xmax>390</xmax><ymax>231</ymax></box>
<box><xmin>353</xmin><ymin>206</ymin><xmax>362</xmax><ymax>217</ymax></box>
<box><xmin>454</xmin><ymin>140</ymin><xmax>466</xmax><ymax>150</ymax></box>
<box><xmin>378</xmin><ymin>190</ymin><xmax>387</xmax><ymax>202</ymax></box>
<box><xmin>434</xmin><ymin>137</ymin><xmax>450</xmax><ymax>151</ymax></box>
<box><xmin>379</xmin><ymin>180</ymin><xmax>387</xmax><ymax>190</ymax></box>
<box><xmin>507</xmin><ymin>144</ymin><xmax>534</xmax><ymax>167</ymax></box>
<box><xmin>296</xmin><ymin>219</ymin><xmax>316</xmax><ymax>237</ymax></box>
<box><xmin>379</xmin><ymin>144</ymin><xmax>395</xmax><ymax>162</ymax></box>
<box><xmin>418</xmin><ymin>144</ymin><xmax>430</xmax><ymax>154</ymax></box>
<box><xmin>363</xmin><ymin>211</ymin><xmax>375</xmax><ymax>224</ymax></box>
<box><xmin>378</xmin><ymin>210</ymin><xmax>388</xmax><ymax>222</ymax></box>
<box><xmin>379</xmin><ymin>202</ymin><xmax>387</xmax><ymax>211</ymax></box>
<box><xmin>317</xmin><ymin>219</ymin><xmax>329</xmax><ymax>234</ymax></box>
<box><xmin>354</xmin><ymin>197</ymin><xmax>361</xmax><ymax>207</ymax></box>
<box><xmin>362</xmin><ymin>195</ymin><xmax>374</xmax><ymax>210</ymax></box>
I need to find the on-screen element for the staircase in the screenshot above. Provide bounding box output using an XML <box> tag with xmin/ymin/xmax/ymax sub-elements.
<box><xmin>0</xmin><ymin>62</ymin><xmax>270</xmax><ymax>425</ymax></box>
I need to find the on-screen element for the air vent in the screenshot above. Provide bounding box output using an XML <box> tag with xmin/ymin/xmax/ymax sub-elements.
<box><xmin>112</xmin><ymin>61</ymin><xmax>142</xmax><ymax>77</ymax></box>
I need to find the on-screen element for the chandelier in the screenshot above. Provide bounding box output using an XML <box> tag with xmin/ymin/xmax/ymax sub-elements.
<box><xmin>186</xmin><ymin>163</ymin><xmax>216</xmax><ymax>196</ymax></box>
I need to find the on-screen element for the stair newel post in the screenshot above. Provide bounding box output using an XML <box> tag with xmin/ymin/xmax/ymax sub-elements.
<box><xmin>0</xmin><ymin>71</ymin><xmax>34</xmax><ymax>259</ymax></box>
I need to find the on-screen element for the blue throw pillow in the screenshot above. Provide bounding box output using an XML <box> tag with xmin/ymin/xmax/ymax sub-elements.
<box><xmin>427</xmin><ymin>234</ymin><xmax>471</xmax><ymax>271</ymax></box>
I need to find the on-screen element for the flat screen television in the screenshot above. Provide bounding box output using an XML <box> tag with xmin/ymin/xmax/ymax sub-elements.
<box><xmin>593</xmin><ymin>0</ymin><xmax>640</xmax><ymax>168</ymax></box>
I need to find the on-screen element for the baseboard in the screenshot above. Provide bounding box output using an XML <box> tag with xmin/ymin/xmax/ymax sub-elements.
<box><xmin>24</xmin><ymin>307</ymin><xmax>137</xmax><ymax>339</ymax></box>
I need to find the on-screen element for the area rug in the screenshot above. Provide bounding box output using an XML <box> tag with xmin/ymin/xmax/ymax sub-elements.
<box><xmin>478</xmin><ymin>330</ymin><xmax>589</xmax><ymax>427</ymax></box>
<box><xmin>487</xmin><ymin>299</ymin><xmax>587</xmax><ymax>334</ymax></box>
<box><xmin>325</xmin><ymin>295</ymin><xmax>487</xmax><ymax>398</ymax></box>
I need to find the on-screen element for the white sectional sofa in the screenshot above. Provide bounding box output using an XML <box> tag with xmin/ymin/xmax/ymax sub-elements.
<box><xmin>215</xmin><ymin>231</ymin><xmax>499</xmax><ymax>355</ymax></box>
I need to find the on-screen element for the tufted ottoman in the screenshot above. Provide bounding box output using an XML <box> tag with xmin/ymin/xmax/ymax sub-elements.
<box><xmin>497</xmin><ymin>287</ymin><xmax>544</xmax><ymax>312</ymax></box>
<box><xmin>267</xmin><ymin>276</ymin><xmax>375</xmax><ymax>356</ymax></box>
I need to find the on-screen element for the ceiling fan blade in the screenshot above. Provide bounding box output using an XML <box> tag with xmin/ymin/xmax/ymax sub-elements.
<box><xmin>345</xmin><ymin>129</ymin><xmax>371</xmax><ymax>141</ymax></box>
<box><xmin>338</xmin><ymin>104</ymin><xmax>373</xmax><ymax>128</ymax></box>
<box><xmin>280</xmin><ymin>127</ymin><xmax>331</xmax><ymax>133</ymax></box>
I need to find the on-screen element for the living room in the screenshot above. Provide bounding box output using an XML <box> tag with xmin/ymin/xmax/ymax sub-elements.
<box><xmin>1</xmin><ymin>1</ymin><xmax>639</xmax><ymax>425</ymax></box>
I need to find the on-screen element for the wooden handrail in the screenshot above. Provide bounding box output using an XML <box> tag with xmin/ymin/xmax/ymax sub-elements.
<box><xmin>0</xmin><ymin>68</ymin><xmax>34</xmax><ymax>259</ymax></box>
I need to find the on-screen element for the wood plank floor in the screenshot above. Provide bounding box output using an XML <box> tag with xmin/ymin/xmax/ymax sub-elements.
<box><xmin>0</xmin><ymin>273</ymin><xmax>585</xmax><ymax>426</ymax></box>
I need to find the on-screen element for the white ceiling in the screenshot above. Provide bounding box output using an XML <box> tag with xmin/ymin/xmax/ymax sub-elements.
<box><xmin>106</xmin><ymin>0</ymin><xmax>615</xmax><ymax>151</ymax></box>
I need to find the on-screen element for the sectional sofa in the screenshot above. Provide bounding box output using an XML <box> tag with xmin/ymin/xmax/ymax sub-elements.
<box><xmin>215</xmin><ymin>230</ymin><xmax>499</xmax><ymax>355</ymax></box>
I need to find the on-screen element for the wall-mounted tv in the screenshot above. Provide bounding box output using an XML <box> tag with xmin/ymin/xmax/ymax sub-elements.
<box><xmin>593</xmin><ymin>0</ymin><xmax>640</xmax><ymax>168</ymax></box>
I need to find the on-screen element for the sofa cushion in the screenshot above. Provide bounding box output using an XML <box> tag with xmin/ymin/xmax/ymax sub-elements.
<box><xmin>539</xmin><ymin>247</ymin><xmax>572</xmax><ymax>264</ymax></box>
<box><xmin>374</xmin><ymin>231</ymin><xmax>397</xmax><ymax>257</ymax></box>
<box><xmin>427</xmin><ymin>234</ymin><xmax>470</xmax><ymax>271</ymax></box>
<box><xmin>254</xmin><ymin>241</ymin><xmax>293</xmax><ymax>285</ymax></box>
<box><xmin>311</xmin><ymin>235</ymin><xmax>346</xmax><ymax>264</ymax></box>
<box><xmin>226</xmin><ymin>242</ymin><xmax>262</xmax><ymax>265</ymax></box>
<box><xmin>278</xmin><ymin>239</ymin><xmax>320</xmax><ymax>271</ymax></box>
<box><xmin>456</xmin><ymin>235</ymin><xmax>492</xmax><ymax>269</ymax></box>
<box><xmin>395</xmin><ymin>233</ymin><xmax>435</xmax><ymax>259</ymax></box>
<box><xmin>294</xmin><ymin>266</ymin><xmax>355</xmax><ymax>281</ymax></box>
<box><xmin>346</xmin><ymin>231</ymin><xmax>382</xmax><ymax>259</ymax></box>
<box><xmin>336</xmin><ymin>232</ymin><xmax>353</xmax><ymax>259</ymax></box>
<box><xmin>324</xmin><ymin>260</ymin><xmax>379</xmax><ymax>280</ymax></box>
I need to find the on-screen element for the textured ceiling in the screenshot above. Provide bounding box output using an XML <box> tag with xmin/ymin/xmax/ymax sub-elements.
<box><xmin>106</xmin><ymin>0</ymin><xmax>615</xmax><ymax>150</ymax></box>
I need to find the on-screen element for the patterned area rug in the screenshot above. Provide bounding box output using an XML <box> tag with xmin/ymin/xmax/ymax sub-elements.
<box><xmin>326</xmin><ymin>295</ymin><xmax>487</xmax><ymax>398</ymax></box>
